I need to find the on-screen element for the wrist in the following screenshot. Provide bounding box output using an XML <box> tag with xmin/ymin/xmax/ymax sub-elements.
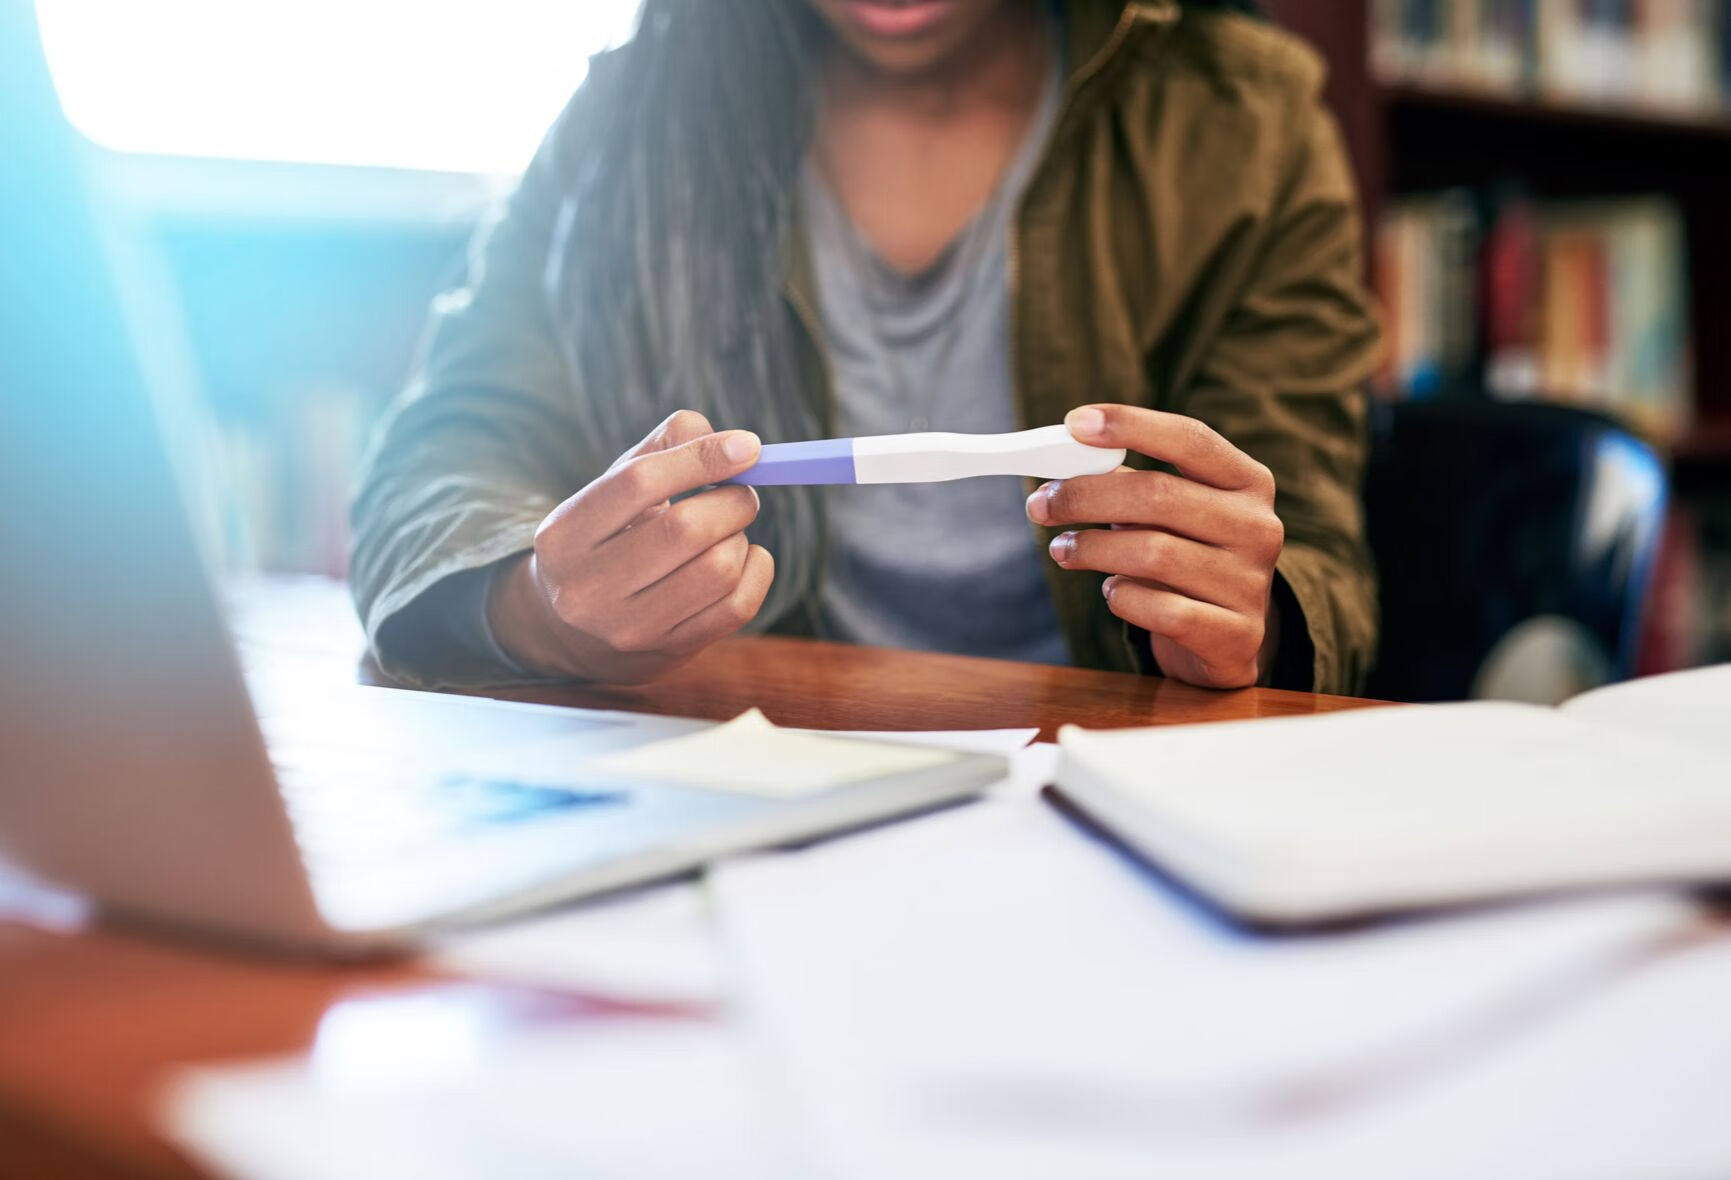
<box><xmin>485</xmin><ymin>554</ymin><xmax>575</xmax><ymax>678</ymax></box>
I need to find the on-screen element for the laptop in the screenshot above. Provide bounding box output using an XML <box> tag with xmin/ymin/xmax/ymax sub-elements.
<box><xmin>0</xmin><ymin>3</ymin><xmax>1005</xmax><ymax>956</ymax></box>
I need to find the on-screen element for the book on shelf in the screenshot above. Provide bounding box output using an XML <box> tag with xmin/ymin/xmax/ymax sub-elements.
<box><xmin>1374</xmin><ymin>0</ymin><xmax>1537</xmax><ymax>92</ymax></box>
<box><xmin>1375</xmin><ymin>0</ymin><xmax>1729</xmax><ymax>115</ymax></box>
<box><xmin>1375</xmin><ymin>190</ymin><xmax>1483</xmax><ymax>400</ymax></box>
<box><xmin>1373</xmin><ymin>191</ymin><xmax>1693</xmax><ymax>444</ymax></box>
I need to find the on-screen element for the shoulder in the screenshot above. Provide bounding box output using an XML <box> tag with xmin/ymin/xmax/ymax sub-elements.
<box><xmin>1097</xmin><ymin>6</ymin><xmax>1339</xmax><ymax>202</ymax></box>
<box><xmin>1126</xmin><ymin>7</ymin><xmax>1329</xmax><ymax>110</ymax></box>
<box><xmin>1077</xmin><ymin>8</ymin><xmax>1362</xmax><ymax>250</ymax></box>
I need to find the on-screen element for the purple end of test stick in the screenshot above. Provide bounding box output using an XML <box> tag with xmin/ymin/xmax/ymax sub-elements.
<box><xmin>725</xmin><ymin>438</ymin><xmax>858</xmax><ymax>486</ymax></box>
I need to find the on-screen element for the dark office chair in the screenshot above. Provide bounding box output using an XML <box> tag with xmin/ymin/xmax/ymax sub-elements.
<box><xmin>1362</xmin><ymin>399</ymin><xmax>1668</xmax><ymax>703</ymax></box>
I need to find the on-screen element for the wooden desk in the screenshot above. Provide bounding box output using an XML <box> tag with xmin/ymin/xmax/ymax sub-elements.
<box><xmin>0</xmin><ymin>578</ymin><xmax>1379</xmax><ymax>1180</ymax></box>
<box><xmin>460</xmin><ymin>626</ymin><xmax>1376</xmax><ymax>745</ymax></box>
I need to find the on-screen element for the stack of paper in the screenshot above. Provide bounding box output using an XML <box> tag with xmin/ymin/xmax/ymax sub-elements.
<box><xmin>709</xmin><ymin>797</ymin><xmax>1731</xmax><ymax>1179</ymax></box>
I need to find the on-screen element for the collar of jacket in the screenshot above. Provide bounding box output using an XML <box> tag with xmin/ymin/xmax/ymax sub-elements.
<box><xmin>777</xmin><ymin>0</ymin><xmax>1182</xmax><ymax>380</ymax></box>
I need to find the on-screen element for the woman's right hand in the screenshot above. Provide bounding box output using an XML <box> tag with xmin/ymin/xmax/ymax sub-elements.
<box><xmin>486</xmin><ymin>410</ymin><xmax>775</xmax><ymax>684</ymax></box>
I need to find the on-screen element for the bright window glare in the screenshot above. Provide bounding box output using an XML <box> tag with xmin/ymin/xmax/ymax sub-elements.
<box><xmin>34</xmin><ymin>0</ymin><xmax>644</xmax><ymax>175</ymax></box>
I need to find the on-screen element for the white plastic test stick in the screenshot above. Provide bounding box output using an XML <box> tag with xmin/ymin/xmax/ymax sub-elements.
<box><xmin>727</xmin><ymin>425</ymin><xmax>1126</xmax><ymax>487</ymax></box>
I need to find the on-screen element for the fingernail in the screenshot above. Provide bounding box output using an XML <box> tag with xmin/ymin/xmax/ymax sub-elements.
<box><xmin>1026</xmin><ymin>482</ymin><xmax>1056</xmax><ymax>524</ymax></box>
<box><xmin>1066</xmin><ymin>407</ymin><xmax>1106</xmax><ymax>439</ymax></box>
<box><xmin>746</xmin><ymin>486</ymin><xmax>760</xmax><ymax>513</ymax></box>
<box><xmin>724</xmin><ymin>432</ymin><xmax>759</xmax><ymax>464</ymax></box>
<box><xmin>1102</xmin><ymin>576</ymin><xmax>1117</xmax><ymax>602</ymax></box>
<box><xmin>1049</xmin><ymin>532</ymin><xmax>1075</xmax><ymax>565</ymax></box>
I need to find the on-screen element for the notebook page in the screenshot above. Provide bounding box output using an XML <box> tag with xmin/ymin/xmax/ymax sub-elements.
<box><xmin>1056</xmin><ymin>703</ymin><xmax>1731</xmax><ymax>919</ymax></box>
<box><xmin>1560</xmin><ymin>663</ymin><xmax>1731</xmax><ymax>756</ymax></box>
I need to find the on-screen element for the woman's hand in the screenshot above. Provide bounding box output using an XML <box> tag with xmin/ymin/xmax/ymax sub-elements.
<box><xmin>487</xmin><ymin>410</ymin><xmax>775</xmax><ymax>685</ymax></box>
<box><xmin>1028</xmin><ymin>405</ymin><xmax>1286</xmax><ymax>690</ymax></box>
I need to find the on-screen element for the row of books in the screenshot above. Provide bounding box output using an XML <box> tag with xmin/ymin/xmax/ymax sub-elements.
<box><xmin>1374</xmin><ymin>191</ymin><xmax>1693</xmax><ymax>443</ymax></box>
<box><xmin>1374</xmin><ymin>0</ymin><xmax>1731</xmax><ymax>114</ymax></box>
<box><xmin>194</xmin><ymin>384</ymin><xmax>373</xmax><ymax>577</ymax></box>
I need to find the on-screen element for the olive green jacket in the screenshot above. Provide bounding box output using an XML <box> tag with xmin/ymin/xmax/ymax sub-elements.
<box><xmin>350</xmin><ymin>0</ymin><xmax>1383</xmax><ymax>694</ymax></box>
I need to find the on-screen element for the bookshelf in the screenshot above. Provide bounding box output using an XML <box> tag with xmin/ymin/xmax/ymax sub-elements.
<box><xmin>1383</xmin><ymin>82</ymin><xmax>1731</xmax><ymax>145</ymax></box>
<box><xmin>1268</xmin><ymin>0</ymin><xmax>1731</xmax><ymax>463</ymax></box>
<box><xmin>1387</xmin><ymin>86</ymin><xmax>1731</xmax><ymax>451</ymax></box>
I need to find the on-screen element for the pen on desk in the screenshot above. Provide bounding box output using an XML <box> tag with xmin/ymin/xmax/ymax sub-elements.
<box><xmin>724</xmin><ymin>424</ymin><xmax>1127</xmax><ymax>487</ymax></box>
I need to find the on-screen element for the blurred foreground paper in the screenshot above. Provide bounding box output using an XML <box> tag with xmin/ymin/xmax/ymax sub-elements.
<box><xmin>162</xmin><ymin>1019</ymin><xmax>801</xmax><ymax>1180</ymax></box>
<box><xmin>427</xmin><ymin>883</ymin><xmax>726</xmax><ymax>1007</ymax></box>
<box><xmin>588</xmin><ymin>708</ymin><xmax>960</xmax><ymax>797</ymax></box>
<box><xmin>712</xmin><ymin>797</ymin><xmax>1731</xmax><ymax>1179</ymax></box>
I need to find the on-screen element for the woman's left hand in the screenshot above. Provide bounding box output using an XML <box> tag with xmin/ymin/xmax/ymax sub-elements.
<box><xmin>1028</xmin><ymin>404</ymin><xmax>1286</xmax><ymax>690</ymax></box>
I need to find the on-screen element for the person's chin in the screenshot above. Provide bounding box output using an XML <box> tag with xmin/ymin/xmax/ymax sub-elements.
<box><xmin>840</xmin><ymin>36</ymin><xmax>963</xmax><ymax>75</ymax></box>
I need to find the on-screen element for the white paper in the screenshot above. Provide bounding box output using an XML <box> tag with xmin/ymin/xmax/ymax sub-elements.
<box><xmin>1561</xmin><ymin>662</ymin><xmax>1731</xmax><ymax>756</ymax></box>
<box><xmin>996</xmin><ymin>740</ymin><xmax>1060</xmax><ymax>799</ymax></box>
<box><xmin>426</xmin><ymin>883</ymin><xmax>727</xmax><ymax>1007</ymax></box>
<box><xmin>816</xmin><ymin>727</ymin><xmax>1038</xmax><ymax>757</ymax></box>
<box><xmin>711</xmin><ymin>796</ymin><xmax>1725</xmax><ymax>1179</ymax></box>
<box><xmin>587</xmin><ymin>708</ymin><xmax>960</xmax><ymax>797</ymax></box>
<box><xmin>163</xmin><ymin>1019</ymin><xmax>802</xmax><ymax>1180</ymax></box>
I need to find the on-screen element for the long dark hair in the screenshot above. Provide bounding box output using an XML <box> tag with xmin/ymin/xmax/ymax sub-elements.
<box><xmin>547</xmin><ymin>0</ymin><xmax>1261</xmax><ymax>630</ymax></box>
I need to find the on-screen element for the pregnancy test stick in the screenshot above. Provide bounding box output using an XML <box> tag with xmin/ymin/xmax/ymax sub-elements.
<box><xmin>726</xmin><ymin>425</ymin><xmax>1126</xmax><ymax>487</ymax></box>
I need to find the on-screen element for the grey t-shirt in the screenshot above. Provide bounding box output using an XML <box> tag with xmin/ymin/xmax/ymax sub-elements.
<box><xmin>801</xmin><ymin>46</ymin><xmax>1068</xmax><ymax>665</ymax></box>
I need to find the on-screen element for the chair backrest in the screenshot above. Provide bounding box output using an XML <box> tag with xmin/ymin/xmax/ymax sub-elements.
<box><xmin>1363</xmin><ymin>399</ymin><xmax>1668</xmax><ymax>703</ymax></box>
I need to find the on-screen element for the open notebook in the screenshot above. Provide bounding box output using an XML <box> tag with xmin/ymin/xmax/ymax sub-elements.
<box><xmin>1056</xmin><ymin>665</ymin><xmax>1731</xmax><ymax>926</ymax></box>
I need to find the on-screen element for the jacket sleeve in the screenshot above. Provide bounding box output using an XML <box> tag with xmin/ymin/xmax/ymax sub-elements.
<box><xmin>1171</xmin><ymin>99</ymin><xmax>1383</xmax><ymax>696</ymax></box>
<box><xmin>348</xmin><ymin>103</ymin><xmax>601</xmax><ymax>689</ymax></box>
